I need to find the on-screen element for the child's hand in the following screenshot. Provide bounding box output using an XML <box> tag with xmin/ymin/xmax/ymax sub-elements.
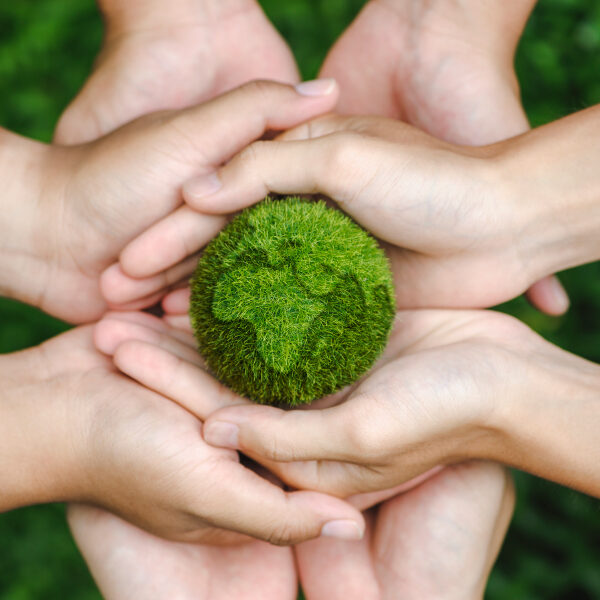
<box><xmin>0</xmin><ymin>316</ymin><xmax>364</xmax><ymax>544</ymax></box>
<box><xmin>2</xmin><ymin>80</ymin><xmax>338</xmax><ymax>323</ymax></box>
<box><xmin>54</xmin><ymin>0</ymin><xmax>299</xmax><ymax>145</ymax></box>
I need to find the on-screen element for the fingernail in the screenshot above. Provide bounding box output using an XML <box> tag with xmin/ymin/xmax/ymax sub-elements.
<box><xmin>295</xmin><ymin>78</ymin><xmax>337</xmax><ymax>97</ymax></box>
<box><xmin>184</xmin><ymin>172</ymin><xmax>221</xmax><ymax>199</ymax></box>
<box><xmin>204</xmin><ymin>421</ymin><xmax>239</xmax><ymax>449</ymax></box>
<box><xmin>549</xmin><ymin>277</ymin><xmax>570</xmax><ymax>314</ymax></box>
<box><xmin>321</xmin><ymin>520</ymin><xmax>363</xmax><ymax>541</ymax></box>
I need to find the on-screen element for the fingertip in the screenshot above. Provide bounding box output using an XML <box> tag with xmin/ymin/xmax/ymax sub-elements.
<box><xmin>93</xmin><ymin>317</ymin><xmax>159</xmax><ymax>356</ymax></box>
<box><xmin>526</xmin><ymin>275</ymin><xmax>570</xmax><ymax>316</ymax></box>
<box><xmin>163</xmin><ymin>314</ymin><xmax>193</xmax><ymax>332</ymax></box>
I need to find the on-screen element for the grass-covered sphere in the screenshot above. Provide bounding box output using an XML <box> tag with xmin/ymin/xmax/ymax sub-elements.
<box><xmin>190</xmin><ymin>197</ymin><xmax>395</xmax><ymax>406</ymax></box>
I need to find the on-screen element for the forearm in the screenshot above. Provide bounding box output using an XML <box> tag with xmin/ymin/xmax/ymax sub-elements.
<box><xmin>0</xmin><ymin>351</ymin><xmax>82</xmax><ymax>512</ymax></box>
<box><xmin>488</xmin><ymin>343</ymin><xmax>600</xmax><ymax>498</ymax></box>
<box><xmin>0</xmin><ymin>129</ymin><xmax>51</xmax><ymax>306</ymax></box>
<box><xmin>498</xmin><ymin>104</ymin><xmax>600</xmax><ymax>279</ymax></box>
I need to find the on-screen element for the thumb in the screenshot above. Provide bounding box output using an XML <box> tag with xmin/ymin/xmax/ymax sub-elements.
<box><xmin>197</xmin><ymin>457</ymin><xmax>365</xmax><ymax>545</ymax></box>
<box><xmin>165</xmin><ymin>78</ymin><xmax>339</xmax><ymax>169</ymax></box>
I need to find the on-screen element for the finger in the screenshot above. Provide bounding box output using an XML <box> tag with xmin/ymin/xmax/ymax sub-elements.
<box><xmin>113</xmin><ymin>340</ymin><xmax>245</xmax><ymax>418</ymax></box>
<box><xmin>94</xmin><ymin>310</ymin><xmax>196</xmax><ymax>347</ymax></box>
<box><xmin>162</xmin><ymin>287</ymin><xmax>191</xmax><ymax>315</ymax></box>
<box><xmin>277</xmin><ymin>113</ymin><xmax>440</xmax><ymax>147</ymax></box>
<box><xmin>119</xmin><ymin>208</ymin><xmax>226</xmax><ymax>279</ymax></box>
<box><xmin>193</xmin><ymin>458</ymin><xmax>366</xmax><ymax>545</ymax></box>
<box><xmin>94</xmin><ymin>314</ymin><xmax>198</xmax><ymax>361</ymax></box>
<box><xmin>100</xmin><ymin>254</ymin><xmax>199</xmax><ymax>305</ymax></box>
<box><xmin>347</xmin><ymin>466</ymin><xmax>445</xmax><ymax>511</ymax></box>
<box><xmin>295</xmin><ymin>510</ymin><xmax>377</xmax><ymax>600</ymax></box>
<box><xmin>183</xmin><ymin>134</ymin><xmax>361</xmax><ymax>215</ymax></box>
<box><xmin>202</xmin><ymin>401</ymin><xmax>368</xmax><ymax>463</ymax></box>
<box><xmin>163</xmin><ymin>314</ymin><xmax>193</xmax><ymax>333</ymax></box>
<box><xmin>182</xmin><ymin>133</ymin><xmax>411</xmax><ymax>249</ymax></box>
<box><xmin>171</xmin><ymin>78</ymin><xmax>339</xmax><ymax>168</ymax></box>
<box><xmin>525</xmin><ymin>275</ymin><xmax>570</xmax><ymax>316</ymax></box>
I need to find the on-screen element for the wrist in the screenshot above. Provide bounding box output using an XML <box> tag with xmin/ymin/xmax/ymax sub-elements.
<box><xmin>100</xmin><ymin>0</ymin><xmax>256</xmax><ymax>37</ymax></box>
<box><xmin>0</xmin><ymin>349</ymin><xmax>86</xmax><ymax>511</ymax></box>
<box><xmin>482</xmin><ymin>333</ymin><xmax>600</xmax><ymax>497</ymax></box>
<box><xmin>0</xmin><ymin>129</ymin><xmax>57</xmax><ymax>307</ymax></box>
<box><xmin>383</xmin><ymin>0</ymin><xmax>536</xmax><ymax>58</ymax></box>
<box><xmin>494</xmin><ymin>107</ymin><xmax>600</xmax><ymax>281</ymax></box>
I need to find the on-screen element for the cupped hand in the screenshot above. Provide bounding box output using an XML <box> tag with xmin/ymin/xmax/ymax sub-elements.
<box><xmin>297</xmin><ymin>461</ymin><xmax>515</xmax><ymax>600</ymax></box>
<box><xmin>319</xmin><ymin>0</ymin><xmax>566</xmax><ymax>315</ymax></box>
<box><xmin>5</xmin><ymin>318</ymin><xmax>364</xmax><ymax>544</ymax></box>
<box><xmin>68</xmin><ymin>503</ymin><xmax>298</xmax><ymax>600</ymax></box>
<box><xmin>200</xmin><ymin>308</ymin><xmax>563</xmax><ymax>496</ymax></box>
<box><xmin>35</xmin><ymin>80</ymin><xmax>338</xmax><ymax>323</ymax></box>
<box><xmin>54</xmin><ymin>0</ymin><xmax>299</xmax><ymax>145</ymax></box>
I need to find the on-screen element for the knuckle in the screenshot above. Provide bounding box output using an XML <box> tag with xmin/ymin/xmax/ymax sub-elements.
<box><xmin>237</xmin><ymin>140</ymin><xmax>266</xmax><ymax>172</ymax></box>
<box><xmin>264</xmin><ymin>517</ymin><xmax>300</xmax><ymax>546</ymax></box>
<box><xmin>318</xmin><ymin>132</ymin><xmax>364</xmax><ymax>193</ymax></box>
<box><xmin>340</xmin><ymin>397</ymin><xmax>383</xmax><ymax>460</ymax></box>
<box><xmin>240</xmin><ymin>79</ymin><xmax>287</xmax><ymax>102</ymax></box>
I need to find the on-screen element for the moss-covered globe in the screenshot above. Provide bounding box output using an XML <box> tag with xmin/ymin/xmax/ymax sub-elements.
<box><xmin>190</xmin><ymin>197</ymin><xmax>395</xmax><ymax>406</ymax></box>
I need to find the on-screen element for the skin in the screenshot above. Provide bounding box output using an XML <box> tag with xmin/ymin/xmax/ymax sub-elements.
<box><xmin>141</xmin><ymin>0</ymin><xmax>565</xmax><ymax>316</ymax></box>
<box><xmin>0</xmin><ymin>80</ymin><xmax>339</xmax><ymax>323</ymax></box>
<box><xmin>68</xmin><ymin>460</ymin><xmax>514</xmax><ymax>600</ymax></box>
<box><xmin>68</xmin><ymin>504</ymin><xmax>298</xmax><ymax>600</ymax></box>
<box><xmin>178</xmin><ymin>105</ymin><xmax>600</xmax><ymax>314</ymax></box>
<box><xmin>77</xmin><ymin>311</ymin><xmax>515</xmax><ymax>600</ymax></box>
<box><xmin>5</xmin><ymin>1</ymin><xmax>558</xmax><ymax>594</ymax></box>
<box><xmin>54</xmin><ymin>0</ymin><xmax>299</xmax><ymax>144</ymax></box>
<box><xmin>296</xmin><ymin>461</ymin><xmax>515</xmax><ymax>600</ymax></box>
<box><xmin>318</xmin><ymin>0</ymin><xmax>567</xmax><ymax>315</ymax></box>
<box><xmin>201</xmin><ymin>306</ymin><xmax>600</xmax><ymax>499</ymax></box>
<box><xmin>0</xmin><ymin>320</ymin><xmax>365</xmax><ymax>543</ymax></box>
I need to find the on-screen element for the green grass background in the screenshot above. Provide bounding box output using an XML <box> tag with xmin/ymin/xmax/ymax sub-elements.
<box><xmin>0</xmin><ymin>0</ymin><xmax>599</xmax><ymax>597</ymax></box>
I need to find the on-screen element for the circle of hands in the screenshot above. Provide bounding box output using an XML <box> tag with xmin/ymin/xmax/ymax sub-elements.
<box><xmin>16</xmin><ymin>0</ymin><xmax>573</xmax><ymax>598</ymax></box>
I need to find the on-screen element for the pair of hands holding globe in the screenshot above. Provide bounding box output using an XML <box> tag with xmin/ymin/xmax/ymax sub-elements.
<box><xmin>5</xmin><ymin>0</ymin><xmax>597</xmax><ymax>598</ymax></box>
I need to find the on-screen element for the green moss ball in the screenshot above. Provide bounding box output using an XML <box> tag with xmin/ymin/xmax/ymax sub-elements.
<box><xmin>189</xmin><ymin>197</ymin><xmax>395</xmax><ymax>406</ymax></box>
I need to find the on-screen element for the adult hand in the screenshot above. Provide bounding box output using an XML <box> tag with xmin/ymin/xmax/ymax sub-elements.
<box><xmin>201</xmin><ymin>308</ymin><xmax>600</xmax><ymax>499</ymax></box>
<box><xmin>0</xmin><ymin>80</ymin><xmax>338</xmax><ymax>322</ymax></box>
<box><xmin>319</xmin><ymin>0</ymin><xmax>565</xmax><ymax>315</ymax></box>
<box><xmin>298</xmin><ymin>461</ymin><xmax>514</xmax><ymax>600</ymax></box>
<box><xmin>68</xmin><ymin>503</ymin><xmax>298</xmax><ymax>600</ymax></box>
<box><xmin>54</xmin><ymin>0</ymin><xmax>299</xmax><ymax>144</ymax></box>
<box><xmin>84</xmin><ymin>312</ymin><xmax>514</xmax><ymax>599</ymax></box>
<box><xmin>180</xmin><ymin>107</ymin><xmax>600</xmax><ymax>313</ymax></box>
<box><xmin>0</xmin><ymin>316</ymin><xmax>364</xmax><ymax>543</ymax></box>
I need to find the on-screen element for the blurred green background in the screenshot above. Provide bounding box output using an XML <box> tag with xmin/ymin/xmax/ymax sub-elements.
<box><xmin>0</xmin><ymin>0</ymin><xmax>599</xmax><ymax>598</ymax></box>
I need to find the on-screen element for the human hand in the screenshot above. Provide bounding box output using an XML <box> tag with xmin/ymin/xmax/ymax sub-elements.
<box><xmin>68</xmin><ymin>503</ymin><xmax>298</xmax><ymax>600</ymax></box>
<box><xmin>55</xmin><ymin>0</ymin><xmax>299</xmax><ymax>144</ymax></box>
<box><xmin>179</xmin><ymin>108</ymin><xmax>600</xmax><ymax>313</ymax></box>
<box><xmin>0</xmin><ymin>317</ymin><xmax>364</xmax><ymax>543</ymax></box>
<box><xmin>319</xmin><ymin>0</ymin><xmax>566</xmax><ymax>314</ymax></box>
<box><xmin>4</xmin><ymin>81</ymin><xmax>337</xmax><ymax>323</ymax></box>
<box><xmin>67</xmin><ymin>462</ymin><xmax>513</xmax><ymax>600</ymax></box>
<box><xmin>297</xmin><ymin>461</ymin><xmax>514</xmax><ymax>600</ymax></box>
<box><xmin>201</xmin><ymin>308</ymin><xmax>600</xmax><ymax>499</ymax></box>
